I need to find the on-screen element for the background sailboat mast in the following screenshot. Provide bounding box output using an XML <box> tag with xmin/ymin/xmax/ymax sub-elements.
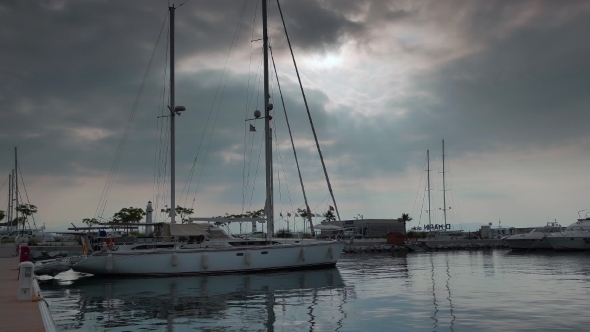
<box><xmin>442</xmin><ymin>140</ymin><xmax>447</xmax><ymax>229</ymax></box>
<box><xmin>14</xmin><ymin>147</ymin><xmax>19</xmax><ymax>234</ymax></box>
<box><xmin>7</xmin><ymin>173</ymin><xmax>12</xmax><ymax>233</ymax></box>
<box><xmin>169</xmin><ymin>6</ymin><xmax>177</xmax><ymax>224</ymax></box>
<box><xmin>262</xmin><ymin>0</ymin><xmax>274</xmax><ymax>239</ymax></box>
<box><xmin>427</xmin><ymin>149</ymin><xmax>431</xmax><ymax>231</ymax></box>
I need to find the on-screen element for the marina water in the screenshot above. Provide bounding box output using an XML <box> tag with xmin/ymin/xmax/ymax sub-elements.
<box><xmin>40</xmin><ymin>250</ymin><xmax>590</xmax><ymax>331</ymax></box>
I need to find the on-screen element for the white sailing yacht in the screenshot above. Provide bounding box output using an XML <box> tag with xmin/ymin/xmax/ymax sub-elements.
<box><xmin>421</xmin><ymin>140</ymin><xmax>463</xmax><ymax>240</ymax></box>
<box><xmin>72</xmin><ymin>2</ymin><xmax>344</xmax><ymax>276</ymax></box>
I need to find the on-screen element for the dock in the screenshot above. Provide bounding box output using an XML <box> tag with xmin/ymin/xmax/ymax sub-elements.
<box><xmin>0</xmin><ymin>244</ymin><xmax>52</xmax><ymax>332</ymax></box>
<box><xmin>343</xmin><ymin>238</ymin><xmax>508</xmax><ymax>254</ymax></box>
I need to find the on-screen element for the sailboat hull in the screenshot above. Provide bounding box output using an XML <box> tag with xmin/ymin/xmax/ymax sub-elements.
<box><xmin>72</xmin><ymin>242</ymin><xmax>344</xmax><ymax>276</ymax></box>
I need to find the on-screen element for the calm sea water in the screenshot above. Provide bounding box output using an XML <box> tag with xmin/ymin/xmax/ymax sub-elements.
<box><xmin>40</xmin><ymin>250</ymin><xmax>590</xmax><ymax>331</ymax></box>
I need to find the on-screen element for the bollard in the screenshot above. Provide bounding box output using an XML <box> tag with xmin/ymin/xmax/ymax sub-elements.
<box><xmin>18</xmin><ymin>261</ymin><xmax>35</xmax><ymax>301</ymax></box>
<box><xmin>19</xmin><ymin>244</ymin><xmax>31</xmax><ymax>263</ymax></box>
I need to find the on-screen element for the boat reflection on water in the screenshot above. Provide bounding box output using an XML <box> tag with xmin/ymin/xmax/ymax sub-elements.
<box><xmin>41</xmin><ymin>268</ymin><xmax>346</xmax><ymax>330</ymax></box>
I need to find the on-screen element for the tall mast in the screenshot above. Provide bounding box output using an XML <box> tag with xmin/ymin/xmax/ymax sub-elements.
<box><xmin>262</xmin><ymin>0</ymin><xmax>274</xmax><ymax>240</ymax></box>
<box><xmin>427</xmin><ymin>149</ymin><xmax>431</xmax><ymax>231</ymax></box>
<box><xmin>169</xmin><ymin>6</ymin><xmax>177</xmax><ymax>224</ymax></box>
<box><xmin>7</xmin><ymin>173</ymin><xmax>12</xmax><ymax>233</ymax></box>
<box><xmin>441</xmin><ymin>140</ymin><xmax>447</xmax><ymax>229</ymax></box>
<box><xmin>14</xmin><ymin>147</ymin><xmax>19</xmax><ymax>233</ymax></box>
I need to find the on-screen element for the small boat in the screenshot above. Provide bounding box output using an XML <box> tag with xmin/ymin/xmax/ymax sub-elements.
<box><xmin>545</xmin><ymin>212</ymin><xmax>590</xmax><ymax>250</ymax></box>
<box><xmin>34</xmin><ymin>255</ymin><xmax>85</xmax><ymax>277</ymax></box>
<box><xmin>504</xmin><ymin>221</ymin><xmax>563</xmax><ymax>250</ymax></box>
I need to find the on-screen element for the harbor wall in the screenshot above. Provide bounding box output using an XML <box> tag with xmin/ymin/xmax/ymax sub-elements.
<box><xmin>343</xmin><ymin>238</ymin><xmax>509</xmax><ymax>254</ymax></box>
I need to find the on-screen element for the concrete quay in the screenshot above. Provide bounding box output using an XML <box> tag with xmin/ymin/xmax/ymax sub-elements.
<box><xmin>0</xmin><ymin>244</ymin><xmax>56</xmax><ymax>332</ymax></box>
<box><xmin>343</xmin><ymin>239</ymin><xmax>508</xmax><ymax>254</ymax></box>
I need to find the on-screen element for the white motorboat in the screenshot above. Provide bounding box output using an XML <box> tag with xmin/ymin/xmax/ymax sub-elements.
<box><xmin>545</xmin><ymin>213</ymin><xmax>590</xmax><ymax>250</ymax></box>
<box><xmin>504</xmin><ymin>221</ymin><xmax>563</xmax><ymax>250</ymax></box>
<box><xmin>73</xmin><ymin>2</ymin><xmax>345</xmax><ymax>276</ymax></box>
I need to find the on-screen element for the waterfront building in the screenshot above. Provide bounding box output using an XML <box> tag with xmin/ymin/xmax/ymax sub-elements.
<box><xmin>320</xmin><ymin>219</ymin><xmax>406</xmax><ymax>238</ymax></box>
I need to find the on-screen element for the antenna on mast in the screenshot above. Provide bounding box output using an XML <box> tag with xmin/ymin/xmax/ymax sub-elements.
<box><xmin>426</xmin><ymin>149</ymin><xmax>432</xmax><ymax>231</ymax></box>
<box><xmin>441</xmin><ymin>140</ymin><xmax>448</xmax><ymax>230</ymax></box>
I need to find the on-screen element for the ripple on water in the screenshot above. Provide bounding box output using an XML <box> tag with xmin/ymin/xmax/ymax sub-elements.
<box><xmin>40</xmin><ymin>250</ymin><xmax>590</xmax><ymax>331</ymax></box>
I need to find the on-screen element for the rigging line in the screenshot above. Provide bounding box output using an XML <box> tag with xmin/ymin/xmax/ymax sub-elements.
<box><xmin>268</xmin><ymin>70</ymin><xmax>290</xmax><ymax>224</ymax></box>
<box><xmin>417</xmin><ymin>182</ymin><xmax>426</xmax><ymax>228</ymax></box>
<box><xmin>273</xmin><ymin>124</ymin><xmax>295</xmax><ymax>218</ymax></box>
<box><xmin>411</xmin><ymin>153</ymin><xmax>428</xmax><ymax>223</ymax></box>
<box><xmin>247</xmin><ymin>60</ymin><xmax>265</xmax><ymax>211</ymax></box>
<box><xmin>244</xmin><ymin>128</ymin><xmax>257</xmax><ymax>209</ymax></box>
<box><xmin>242</xmin><ymin>69</ymin><xmax>262</xmax><ymax>214</ymax></box>
<box><xmin>446</xmin><ymin>157</ymin><xmax>465</xmax><ymax>229</ymax></box>
<box><xmin>177</xmin><ymin>0</ymin><xmax>191</xmax><ymax>7</ymax></box>
<box><xmin>98</xmin><ymin>13</ymin><xmax>168</xmax><ymax>219</ymax></box>
<box><xmin>153</xmin><ymin>30</ymin><xmax>170</xmax><ymax>223</ymax></box>
<box><xmin>242</xmin><ymin>0</ymin><xmax>260</xmax><ymax>214</ymax></box>
<box><xmin>0</xmin><ymin>175</ymin><xmax>7</xmax><ymax>197</ymax></box>
<box><xmin>95</xmin><ymin>10</ymin><xmax>169</xmax><ymax>219</ymax></box>
<box><xmin>270</xmin><ymin>44</ymin><xmax>309</xmax><ymax>226</ymax></box>
<box><xmin>242</xmin><ymin>121</ymin><xmax>248</xmax><ymax>214</ymax></box>
<box><xmin>313</xmin><ymin>193</ymin><xmax>331</xmax><ymax>213</ymax></box>
<box><xmin>155</xmin><ymin>117</ymin><xmax>170</xmax><ymax>221</ymax></box>
<box><xmin>182</xmin><ymin>0</ymin><xmax>250</xmax><ymax>209</ymax></box>
<box><xmin>156</xmin><ymin>118</ymin><xmax>171</xmax><ymax>221</ymax></box>
<box><xmin>17</xmin><ymin>164</ymin><xmax>37</xmax><ymax>229</ymax></box>
<box><xmin>240</xmin><ymin>55</ymin><xmax>264</xmax><ymax>211</ymax></box>
<box><xmin>156</xmin><ymin>72</ymin><xmax>170</xmax><ymax>220</ymax></box>
<box><xmin>276</xmin><ymin>0</ymin><xmax>342</xmax><ymax>222</ymax></box>
<box><xmin>248</xmin><ymin>133</ymin><xmax>265</xmax><ymax>212</ymax></box>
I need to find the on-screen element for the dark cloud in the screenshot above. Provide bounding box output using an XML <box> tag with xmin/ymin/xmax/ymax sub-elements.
<box><xmin>1</xmin><ymin>0</ymin><xmax>590</xmax><ymax>226</ymax></box>
<box><xmin>396</xmin><ymin>0</ymin><xmax>590</xmax><ymax>153</ymax></box>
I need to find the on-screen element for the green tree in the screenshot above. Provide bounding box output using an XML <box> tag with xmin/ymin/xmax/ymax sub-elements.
<box><xmin>211</xmin><ymin>209</ymin><xmax>265</xmax><ymax>228</ymax></box>
<box><xmin>245</xmin><ymin>209</ymin><xmax>265</xmax><ymax>218</ymax></box>
<box><xmin>213</xmin><ymin>208</ymin><xmax>265</xmax><ymax>220</ymax></box>
<box><xmin>82</xmin><ymin>217</ymin><xmax>99</xmax><ymax>228</ymax></box>
<box><xmin>112</xmin><ymin>207</ymin><xmax>146</xmax><ymax>223</ymax></box>
<box><xmin>296</xmin><ymin>207</ymin><xmax>308</xmax><ymax>219</ymax></box>
<box><xmin>16</xmin><ymin>204</ymin><xmax>38</xmax><ymax>227</ymax></box>
<box><xmin>399</xmin><ymin>213</ymin><xmax>413</xmax><ymax>223</ymax></box>
<box><xmin>161</xmin><ymin>205</ymin><xmax>194</xmax><ymax>223</ymax></box>
<box><xmin>322</xmin><ymin>210</ymin><xmax>336</xmax><ymax>223</ymax></box>
<box><xmin>0</xmin><ymin>210</ymin><xmax>5</xmax><ymax>221</ymax></box>
<box><xmin>276</xmin><ymin>229</ymin><xmax>293</xmax><ymax>238</ymax></box>
<box><xmin>297</xmin><ymin>207</ymin><xmax>315</xmax><ymax>235</ymax></box>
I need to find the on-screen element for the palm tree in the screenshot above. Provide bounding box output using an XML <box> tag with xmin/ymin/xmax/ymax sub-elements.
<box><xmin>399</xmin><ymin>213</ymin><xmax>413</xmax><ymax>223</ymax></box>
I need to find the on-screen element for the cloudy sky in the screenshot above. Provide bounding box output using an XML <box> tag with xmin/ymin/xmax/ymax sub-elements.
<box><xmin>1</xmin><ymin>0</ymin><xmax>590</xmax><ymax>232</ymax></box>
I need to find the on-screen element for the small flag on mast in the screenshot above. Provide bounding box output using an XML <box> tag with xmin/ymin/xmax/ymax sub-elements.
<box><xmin>250</xmin><ymin>124</ymin><xmax>256</xmax><ymax>132</ymax></box>
<box><xmin>329</xmin><ymin>205</ymin><xmax>334</xmax><ymax>211</ymax></box>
